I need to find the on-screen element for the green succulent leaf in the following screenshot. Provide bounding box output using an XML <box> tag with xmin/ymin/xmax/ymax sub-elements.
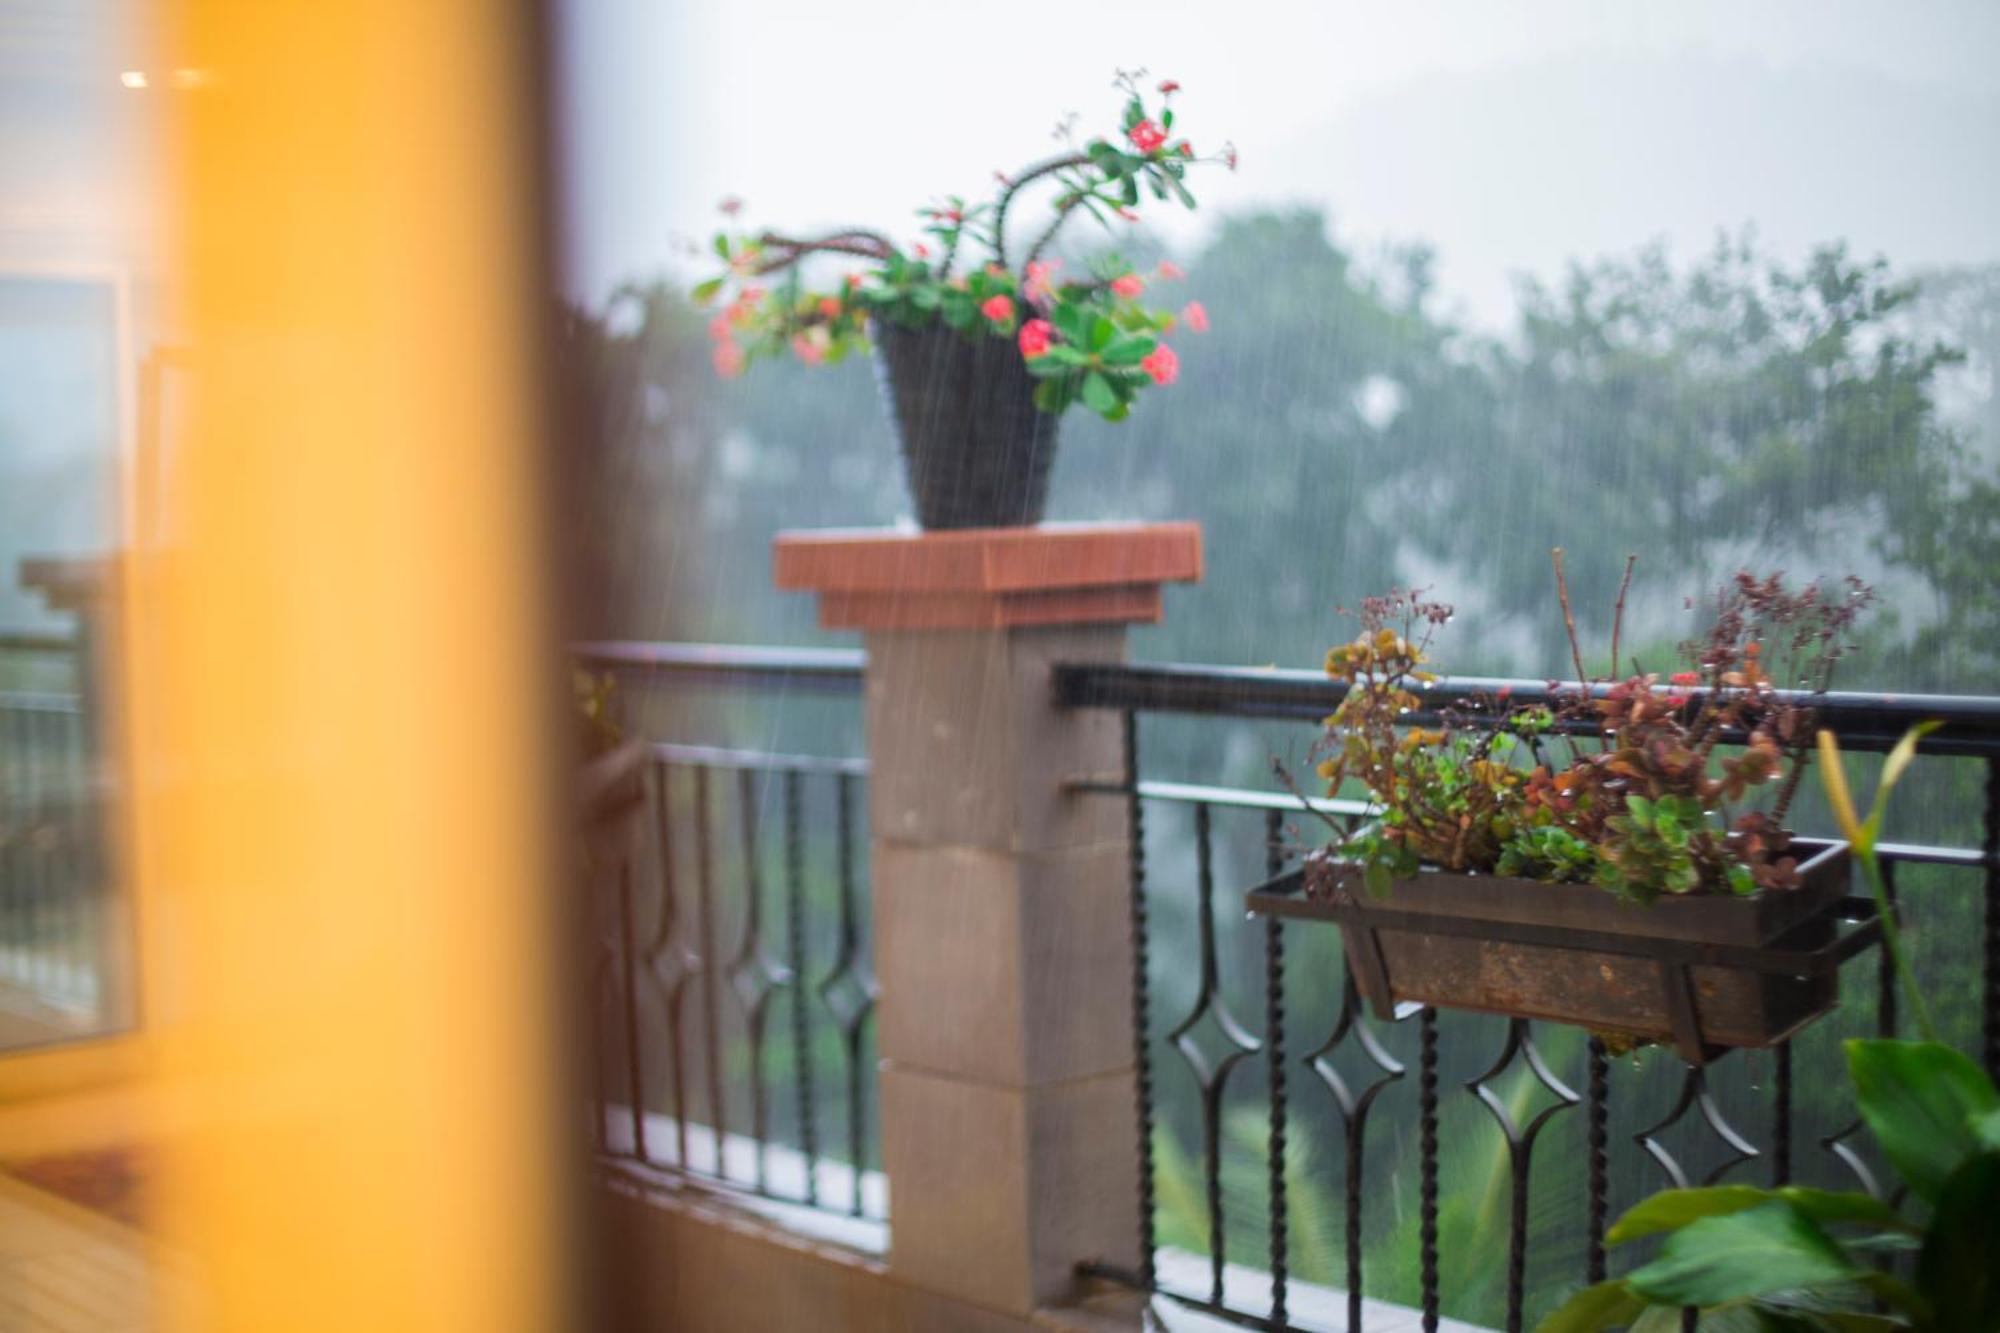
<box><xmin>1101</xmin><ymin>335</ymin><xmax>1158</xmax><ymax>367</ymax></box>
<box><xmin>1079</xmin><ymin>371</ymin><xmax>1117</xmax><ymax>414</ymax></box>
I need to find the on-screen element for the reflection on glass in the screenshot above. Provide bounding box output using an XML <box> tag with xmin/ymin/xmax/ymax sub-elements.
<box><xmin>0</xmin><ymin>0</ymin><xmax>164</xmax><ymax>1051</ymax></box>
<box><xmin>0</xmin><ymin>276</ymin><xmax>131</xmax><ymax>1050</ymax></box>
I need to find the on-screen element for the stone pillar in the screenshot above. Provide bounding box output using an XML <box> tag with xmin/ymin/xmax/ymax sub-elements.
<box><xmin>774</xmin><ymin>523</ymin><xmax>1201</xmax><ymax>1321</ymax></box>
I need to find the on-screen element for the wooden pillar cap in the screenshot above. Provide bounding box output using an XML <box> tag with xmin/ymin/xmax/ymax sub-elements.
<box><xmin>772</xmin><ymin>521</ymin><xmax>1202</xmax><ymax>631</ymax></box>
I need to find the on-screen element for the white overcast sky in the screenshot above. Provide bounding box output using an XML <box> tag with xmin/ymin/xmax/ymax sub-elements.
<box><xmin>552</xmin><ymin>0</ymin><xmax>2000</xmax><ymax>328</ymax></box>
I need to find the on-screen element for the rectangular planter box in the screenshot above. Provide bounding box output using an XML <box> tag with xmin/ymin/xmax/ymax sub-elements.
<box><xmin>1247</xmin><ymin>842</ymin><xmax>1876</xmax><ymax>1063</ymax></box>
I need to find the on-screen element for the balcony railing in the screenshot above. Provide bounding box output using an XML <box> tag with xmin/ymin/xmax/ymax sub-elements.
<box><xmin>575</xmin><ymin>641</ymin><xmax>881</xmax><ymax>1230</ymax></box>
<box><xmin>0</xmin><ymin>630</ymin><xmax>113</xmax><ymax>1044</ymax></box>
<box><xmin>576</xmin><ymin>640</ymin><xmax>2000</xmax><ymax>1332</ymax></box>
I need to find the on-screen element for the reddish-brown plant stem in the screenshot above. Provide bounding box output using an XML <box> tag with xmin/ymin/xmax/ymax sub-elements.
<box><xmin>1608</xmin><ymin>553</ymin><xmax>1636</xmax><ymax>680</ymax></box>
<box><xmin>750</xmin><ymin>229</ymin><xmax>895</xmax><ymax>274</ymax></box>
<box><xmin>991</xmin><ymin>151</ymin><xmax>1091</xmax><ymax>271</ymax></box>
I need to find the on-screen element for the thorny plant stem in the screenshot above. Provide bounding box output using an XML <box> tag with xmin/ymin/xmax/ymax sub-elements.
<box><xmin>991</xmin><ymin>152</ymin><xmax>1091</xmax><ymax>271</ymax></box>
<box><xmin>751</xmin><ymin>230</ymin><xmax>896</xmax><ymax>275</ymax></box>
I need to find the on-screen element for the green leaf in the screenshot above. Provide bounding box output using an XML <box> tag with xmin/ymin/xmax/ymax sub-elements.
<box><xmin>1051</xmin><ymin>302</ymin><xmax>1088</xmax><ymax>343</ymax></box>
<box><xmin>1101</xmin><ymin>400</ymin><xmax>1131</xmax><ymax>422</ymax></box>
<box><xmin>691</xmin><ymin>277</ymin><xmax>726</xmax><ymax>305</ymax></box>
<box><xmin>1119</xmin><ymin>175</ymin><xmax>1139</xmax><ymax>207</ymax></box>
<box><xmin>711</xmin><ymin>234</ymin><xmax>730</xmax><ymax>260</ymax></box>
<box><xmin>1032</xmin><ymin>374</ymin><xmax>1076</xmax><ymax>415</ymax></box>
<box><xmin>1847</xmin><ymin>1038</ymin><xmax>2000</xmax><ymax>1203</ymax></box>
<box><xmin>1362</xmin><ymin>858</ymin><xmax>1393</xmax><ymax>900</ymax></box>
<box><xmin>1080</xmin><ymin>371</ymin><xmax>1117</xmax><ymax>414</ymax></box>
<box><xmin>1089</xmin><ymin>315</ymin><xmax>1117</xmax><ymax>353</ymax></box>
<box><xmin>1101</xmin><ymin>336</ymin><xmax>1158</xmax><ymax>367</ymax></box>
<box><xmin>1916</xmin><ymin>1150</ymin><xmax>2000</xmax><ymax>1331</ymax></box>
<box><xmin>1623</xmin><ymin>1202</ymin><xmax>1857</xmax><ymax>1307</ymax></box>
<box><xmin>1975</xmin><ymin>1107</ymin><xmax>2000</xmax><ymax>1151</ymax></box>
<box><xmin>1532</xmin><ymin>1279</ymin><xmax>1644</xmax><ymax>1333</ymax></box>
<box><xmin>1608</xmin><ymin>1186</ymin><xmax>1912</xmax><ymax>1246</ymax></box>
<box><xmin>910</xmin><ymin>286</ymin><xmax>940</xmax><ymax>312</ymax></box>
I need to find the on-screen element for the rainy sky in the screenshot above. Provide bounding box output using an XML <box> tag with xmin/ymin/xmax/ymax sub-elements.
<box><xmin>552</xmin><ymin>0</ymin><xmax>2000</xmax><ymax>327</ymax></box>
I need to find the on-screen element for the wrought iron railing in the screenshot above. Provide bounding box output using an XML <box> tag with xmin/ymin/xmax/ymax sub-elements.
<box><xmin>0</xmin><ymin>631</ymin><xmax>110</xmax><ymax>1034</ymax></box>
<box><xmin>1054</xmin><ymin>659</ymin><xmax>2000</xmax><ymax>1332</ymax></box>
<box><xmin>574</xmin><ymin>640</ymin><xmax>2000</xmax><ymax>1330</ymax></box>
<box><xmin>574</xmin><ymin>643</ymin><xmax>882</xmax><ymax>1224</ymax></box>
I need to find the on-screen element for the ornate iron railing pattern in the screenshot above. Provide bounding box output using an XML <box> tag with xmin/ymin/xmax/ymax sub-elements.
<box><xmin>1057</xmin><ymin>663</ymin><xmax>2000</xmax><ymax>1333</ymax></box>
<box><xmin>576</xmin><ymin>642</ymin><xmax>2000</xmax><ymax>1330</ymax></box>
<box><xmin>0</xmin><ymin>632</ymin><xmax>109</xmax><ymax>1034</ymax></box>
<box><xmin>574</xmin><ymin>642</ymin><xmax>881</xmax><ymax>1223</ymax></box>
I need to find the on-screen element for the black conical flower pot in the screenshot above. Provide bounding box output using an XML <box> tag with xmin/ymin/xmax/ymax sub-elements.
<box><xmin>872</xmin><ymin>318</ymin><xmax>1061</xmax><ymax>530</ymax></box>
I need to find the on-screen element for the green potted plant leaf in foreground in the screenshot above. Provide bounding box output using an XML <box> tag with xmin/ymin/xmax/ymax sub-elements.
<box><xmin>1537</xmin><ymin>721</ymin><xmax>2000</xmax><ymax>1332</ymax></box>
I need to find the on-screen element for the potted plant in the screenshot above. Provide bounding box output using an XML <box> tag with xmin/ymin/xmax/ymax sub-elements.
<box><xmin>693</xmin><ymin>71</ymin><xmax>1233</xmax><ymax>529</ymax></box>
<box><xmin>1538</xmin><ymin>724</ymin><xmax>2000</xmax><ymax>1332</ymax></box>
<box><xmin>1251</xmin><ymin>557</ymin><xmax>1880</xmax><ymax>1063</ymax></box>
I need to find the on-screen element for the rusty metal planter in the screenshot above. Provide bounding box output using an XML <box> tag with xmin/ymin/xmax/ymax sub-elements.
<box><xmin>1246</xmin><ymin>841</ymin><xmax>1879</xmax><ymax>1064</ymax></box>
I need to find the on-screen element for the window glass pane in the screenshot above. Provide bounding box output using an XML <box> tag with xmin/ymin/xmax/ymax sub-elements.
<box><xmin>0</xmin><ymin>0</ymin><xmax>163</xmax><ymax>1051</ymax></box>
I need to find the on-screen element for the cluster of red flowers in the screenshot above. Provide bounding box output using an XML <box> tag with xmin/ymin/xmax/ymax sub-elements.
<box><xmin>706</xmin><ymin>285</ymin><xmax>766</xmax><ymax>377</ymax></box>
<box><xmin>1011</xmin><ymin>259</ymin><xmax>1208</xmax><ymax>385</ymax></box>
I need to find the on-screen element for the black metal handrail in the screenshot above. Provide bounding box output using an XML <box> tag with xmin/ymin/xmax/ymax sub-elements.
<box><xmin>573</xmin><ymin>640</ymin><xmax>865</xmax><ymax>694</ymax></box>
<box><xmin>1055</xmin><ymin>660</ymin><xmax>2000</xmax><ymax>757</ymax></box>
<box><xmin>0</xmin><ymin>630</ymin><xmax>77</xmax><ymax>656</ymax></box>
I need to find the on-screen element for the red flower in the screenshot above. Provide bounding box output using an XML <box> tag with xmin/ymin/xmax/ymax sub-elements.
<box><xmin>914</xmin><ymin>242</ymin><xmax>930</xmax><ymax>260</ymax></box>
<box><xmin>792</xmin><ymin>332</ymin><xmax>826</xmax><ymax>366</ymax></box>
<box><xmin>1140</xmin><ymin>342</ymin><xmax>1179</xmax><ymax>385</ymax></box>
<box><xmin>1018</xmin><ymin>319</ymin><xmax>1054</xmax><ymax>359</ymax></box>
<box><xmin>718</xmin><ymin>195</ymin><xmax>743</xmax><ymax>216</ymax></box>
<box><xmin>981</xmin><ymin>294</ymin><xmax>1015</xmax><ymax>323</ymax></box>
<box><xmin>1158</xmin><ymin>79</ymin><xmax>1180</xmax><ymax>94</ymax></box>
<box><xmin>1181</xmin><ymin>300</ymin><xmax>1209</xmax><ymax>332</ymax></box>
<box><xmin>1127</xmin><ymin>119</ymin><xmax>1168</xmax><ymax>153</ymax></box>
<box><xmin>1110</xmin><ymin>273</ymin><xmax>1145</xmax><ymax>299</ymax></box>
<box><xmin>818</xmin><ymin>296</ymin><xmax>842</xmax><ymax>318</ymax></box>
<box><xmin>1670</xmin><ymin>671</ymin><xmax>1700</xmax><ymax>686</ymax></box>
<box><xmin>845</xmin><ymin>273</ymin><xmax>863</xmax><ymax>290</ymax></box>
<box><xmin>1222</xmin><ymin>143</ymin><xmax>1239</xmax><ymax>170</ymax></box>
<box><xmin>707</xmin><ymin>314</ymin><xmax>732</xmax><ymax>341</ymax></box>
<box><xmin>1116</xmin><ymin>206</ymin><xmax>1140</xmax><ymax>222</ymax></box>
<box><xmin>1025</xmin><ymin>259</ymin><xmax>1060</xmax><ymax>299</ymax></box>
<box><xmin>1156</xmin><ymin>260</ymin><xmax>1185</xmax><ymax>281</ymax></box>
<box><xmin>1175</xmin><ymin>141</ymin><xmax>1193</xmax><ymax>157</ymax></box>
<box><xmin>1667</xmin><ymin>692</ymin><xmax>1691</xmax><ymax>709</ymax></box>
<box><xmin>712</xmin><ymin>340</ymin><xmax>745</xmax><ymax>378</ymax></box>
